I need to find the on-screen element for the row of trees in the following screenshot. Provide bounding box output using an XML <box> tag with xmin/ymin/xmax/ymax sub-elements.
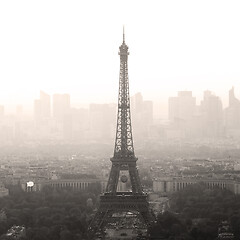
<box><xmin>149</xmin><ymin>183</ymin><xmax>240</xmax><ymax>240</ymax></box>
<box><xmin>0</xmin><ymin>184</ymin><xmax>101</xmax><ymax>240</ymax></box>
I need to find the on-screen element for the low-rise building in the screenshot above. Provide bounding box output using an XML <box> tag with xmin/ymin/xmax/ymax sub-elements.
<box><xmin>153</xmin><ymin>177</ymin><xmax>240</xmax><ymax>195</ymax></box>
<box><xmin>21</xmin><ymin>178</ymin><xmax>101</xmax><ymax>192</ymax></box>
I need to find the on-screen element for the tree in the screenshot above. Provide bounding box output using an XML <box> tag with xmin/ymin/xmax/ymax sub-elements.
<box><xmin>60</xmin><ymin>229</ymin><xmax>74</xmax><ymax>240</ymax></box>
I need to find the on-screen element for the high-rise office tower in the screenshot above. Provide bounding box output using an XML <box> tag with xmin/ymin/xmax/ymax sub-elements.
<box><xmin>200</xmin><ymin>90</ymin><xmax>223</xmax><ymax>137</ymax></box>
<box><xmin>40</xmin><ymin>91</ymin><xmax>51</xmax><ymax>118</ymax></box>
<box><xmin>168</xmin><ymin>91</ymin><xmax>197</xmax><ymax>138</ymax></box>
<box><xmin>131</xmin><ymin>92</ymin><xmax>143</xmax><ymax>113</ymax></box>
<box><xmin>229</xmin><ymin>87</ymin><xmax>240</xmax><ymax>107</ymax></box>
<box><xmin>131</xmin><ymin>93</ymin><xmax>153</xmax><ymax>139</ymax></box>
<box><xmin>70</xmin><ymin>108</ymin><xmax>89</xmax><ymax>141</ymax></box>
<box><xmin>142</xmin><ymin>100</ymin><xmax>153</xmax><ymax>125</ymax></box>
<box><xmin>52</xmin><ymin>94</ymin><xmax>70</xmax><ymax>121</ymax></box>
<box><xmin>225</xmin><ymin>87</ymin><xmax>240</xmax><ymax>136</ymax></box>
<box><xmin>89</xmin><ymin>103</ymin><xmax>116</xmax><ymax>140</ymax></box>
<box><xmin>34</xmin><ymin>91</ymin><xmax>51</xmax><ymax>120</ymax></box>
<box><xmin>169</xmin><ymin>91</ymin><xmax>196</xmax><ymax>123</ymax></box>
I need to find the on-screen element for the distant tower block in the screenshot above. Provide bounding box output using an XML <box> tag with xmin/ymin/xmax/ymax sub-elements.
<box><xmin>88</xmin><ymin>29</ymin><xmax>154</xmax><ymax>234</ymax></box>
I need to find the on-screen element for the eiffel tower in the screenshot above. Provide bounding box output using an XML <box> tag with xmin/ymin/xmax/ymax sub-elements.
<box><xmin>89</xmin><ymin>29</ymin><xmax>154</xmax><ymax>235</ymax></box>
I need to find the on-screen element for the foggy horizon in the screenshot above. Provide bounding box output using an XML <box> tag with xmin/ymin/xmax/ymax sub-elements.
<box><xmin>1</xmin><ymin>0</ymin><xmax>240</xmax><ymax>116</ymax></box>
<box><xmin>0</xmin><ymin>88</ymin><xmax>238</xmax><ymax>119</ymax></box>
<box><xmin>1</xmin><ymin>2</ymin><xmax>240</xmax><ymax>239</ymax></box>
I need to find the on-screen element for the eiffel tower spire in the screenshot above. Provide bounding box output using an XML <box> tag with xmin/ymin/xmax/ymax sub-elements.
<box><xmin>113</xmin><ymin>28</ymin><xmax>135</xmax><ymax>160</ymax></box>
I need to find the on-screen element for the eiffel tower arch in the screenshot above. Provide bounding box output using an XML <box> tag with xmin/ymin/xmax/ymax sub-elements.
<box><xmin>89</xmin><ymin>29</ymin><xmax>155</xmax><ymax>235</ymax></box>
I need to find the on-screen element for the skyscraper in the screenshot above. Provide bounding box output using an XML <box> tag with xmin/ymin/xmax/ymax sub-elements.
<box><xmin>169</xmin><ymin>91</ymin><xmax>196</xmax><ymax>123</ymax></box>
<box><xmin>52</xmin><ymin>94</ymin><xmax>70</xmax><ymax>121</ymax></box>
<box><xmin>70</xmin><ymin>107</ymin><xmax>89</xmax><ymax>141</ymax></box>
<box><xmin>40</xmin><ymin>91</ymin><xmax>51</xmax><ymax>118</ymax></box>
<box><xmin>225</xmin><ymin>87</ymin><xmax>240</xmax><ymax>136</ymax></box>
<box><xmin>131</xmin><ymin>93</ymin><xmax>153</xmax><ymax>139</ymax></box>
<box><xmin>89</xmin><ymin>103</ymin><xmax>116</xmax><ymax>140</ymax></box>
<box><xmin>200</xmin><ymin>90</ymin><xmax>223</xmax><ymax>137</ymax></box>
<box><xmin>34</xmin><ymin>91</ymin><xmax>50</xmax><ymax>120</ymax></box>
<box><xmin>168</xmin><ymin>91</ymin><xmax>197</xmax><ymax>138</ymax></box>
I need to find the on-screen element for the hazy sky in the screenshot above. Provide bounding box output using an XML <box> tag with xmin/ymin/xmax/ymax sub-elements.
<box><xmin>1</xmin><ymin>0</ymin><xmax>240</xmax><ymax>114</ymax></box>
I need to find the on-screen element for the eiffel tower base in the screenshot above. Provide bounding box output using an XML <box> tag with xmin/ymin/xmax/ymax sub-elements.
<box><xmin>88</xmin><ymin>192</ymin><xmax>155</xmax><ymax>238</ymax></box>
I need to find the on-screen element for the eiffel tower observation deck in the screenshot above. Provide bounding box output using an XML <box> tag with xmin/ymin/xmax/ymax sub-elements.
<box><xmin>88</xmin><ymin>28</ymin><xmax>155</xmax><ymax>238</ymax></box>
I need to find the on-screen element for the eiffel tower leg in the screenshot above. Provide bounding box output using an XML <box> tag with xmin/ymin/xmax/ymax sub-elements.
<box><xmin>88</xmin><ymin>209</ymin><xmax>112</xmax><ymax>238</ymax></box>
<box><xmin>129</xmin><ymin>165</ymin><xmax>142</xmax><ymax>193</ymax></box>
<box><xmin>106</xmin><ymin>163</ymin><xmax>120</xmax><ymax>193</ymax></box>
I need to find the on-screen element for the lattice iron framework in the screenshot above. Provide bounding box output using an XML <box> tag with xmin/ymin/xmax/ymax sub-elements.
<box><xmin>88</xmin><ymin>30</ymin><xmax>154</xmax><ymax>237</ymax></box>
<box><xmin>113</xmin><ymin>32</ymin><xmax>135</xmax><ymax>160</ymax></box>
<box><xmin>105</xmin><ymin>29</ymin><xmax>144</xmax><ymax>195</ymax></box>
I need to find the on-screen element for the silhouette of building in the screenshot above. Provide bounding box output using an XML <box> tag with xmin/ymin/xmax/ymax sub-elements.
<box><xmin>200</xmin><ymin>90</ymin><xmax>223</xmax><ymax>137</ymax></box>
<box><xmin>33</xmin><ymin>91</ymin><xmax>52</xmax><ymax>140</ymax></box>
<box><xmin>52</xmin><ymin>94</ymin><xmax>70</xmax><ymax>121</ymax></box>
<box><xmin>70</xmin><ymin>108</ymin><xmax>89</xmax><ymax>141</ymax></box>
<box><xmin>225</xmin><ymin>87</ymin><xmax>240</xmax><ymax>137</ymax></box>
<box><xmin>40</xmin><ymin>90</ymin><xmax>51</xmax><ymax>118</ymax></box>
<box><xmin>169</xmin><ymin>91</ymin><xmax>196</xmax><ymax>122</ymax></box>
<box><xmin>89</xmin><ymin>103</ymin><xmax>116</xmax><ymax>141</ymax></box>
<box><xmin>168</xmin><ymin>91</ymin><xmax>196</xmax><ymax>138</ymax></box>
<box><xmin>34</xmin><ymin>91</ymin><xmax>51</xmax><ymax>120</ymax></box>
<box><xmin>131</xmin><ymin>93</ymin><xmax>153</xmax><ymax>139</ymax></box>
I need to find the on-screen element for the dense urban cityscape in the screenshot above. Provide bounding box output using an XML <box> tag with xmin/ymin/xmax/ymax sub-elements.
<box><xmin>1</xmin><ymin>1</ymin><xmax>240</xmax><ymax>239</ymax></box>
<box><xmin>1</xmin><ymin>87</ymin><xmax>240</xmax><ymax>144</ymax></box>
<box><xmin>1</xmin><ymin>86</ymin><xmax>240</xmax><ymax>239</ymax></box>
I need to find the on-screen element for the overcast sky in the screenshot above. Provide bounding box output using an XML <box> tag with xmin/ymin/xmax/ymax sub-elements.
<box><xmin>1</xmin><ymin>0</ymin><xmax>240</xmax><ymax>115</ymax></box>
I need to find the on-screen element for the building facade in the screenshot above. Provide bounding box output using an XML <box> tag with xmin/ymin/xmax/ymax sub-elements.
<box><xmin>21</xmin><ymin>178</ymin><xmax>100</xmax><ymax>192</ymax></box>
<box><xmin>153</xmin><ymin>177</ymin><xmax>240</xmax><ymax>195</ymax></box>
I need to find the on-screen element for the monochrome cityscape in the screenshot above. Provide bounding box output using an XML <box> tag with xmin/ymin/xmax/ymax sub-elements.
<box><xmin>1</xmin><ymin>1</ymin><xmax>240</xmax><ymax>240</ymax></box>
<box><xmin>1</xmin><ymin>57</ymin><xmax>240</xmax><ymax>239</ymax></box>
<box><xmin>1</xmin><ymin>87</ymin><xmax>240</xmax><ymax>143</ymax></box>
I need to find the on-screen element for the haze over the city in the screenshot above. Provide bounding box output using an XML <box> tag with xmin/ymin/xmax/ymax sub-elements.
<box><xmin>1</xmin><ymin>0</ymin><xmax>240</xmax><ymax>115</ymax></box>
<box><xmin>2</xmin><ymin>2</ymin><xmax>240</xmax><ymax>240</ymax></box>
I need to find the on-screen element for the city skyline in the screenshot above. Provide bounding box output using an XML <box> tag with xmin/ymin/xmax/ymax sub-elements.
<box><xmin>1</xmin><ymin>88</ymin><xmax>240</xmax><ymax>143</ymax></box>
<box><xmin>1</xmin><ymin>2</ymin><xmax>240</xmax><ymax>239</ymax></box>
<box><xmin>0</xmin><ymin>88</ymin><xmax>239</xmax><ymax>119</ymax></box>
<box><xmin>1</xmin><ymin>0</ymin><xmax>240</xmax><ymax>113</ymax></box>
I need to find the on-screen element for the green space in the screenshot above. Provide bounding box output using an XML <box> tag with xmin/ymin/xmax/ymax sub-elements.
<box><xmin>149</xmin><ymin>183</ymin><xmax>240</xmax><ymax>240</ymax></box>
<box><xmin>0</xmin><ymin>185</ymin><xmax>100</xmax><ymax>240</ymax></box>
